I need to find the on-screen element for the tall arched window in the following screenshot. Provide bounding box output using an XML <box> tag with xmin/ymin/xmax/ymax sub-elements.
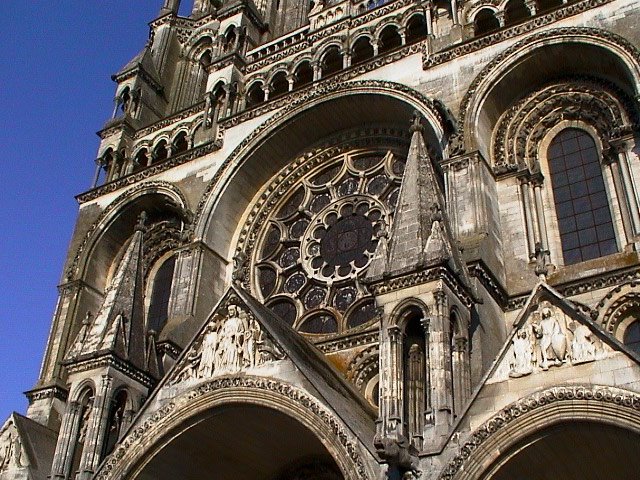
<box><xmin>547</xmin><ymin>128</ymin><xmax>617</xmax><ymax>264</ymax></box>
<box><xmin>147</xmin><ymin>255</ymin><xmax>176</xmax><ymax>333</ymax></box>
<box><xmin>102</xmin><ymin>389</ymin><xmax>128</xmax><ymax>459</ymax></box>
<box><xmin>70</xmin><ymin>388</ymin><xmax>93</xmax><ymax>478</ymax></box>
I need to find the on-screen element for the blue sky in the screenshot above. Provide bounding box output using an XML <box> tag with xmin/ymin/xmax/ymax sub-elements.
<box><xmin>0</xmin><ymin>2</ymin><xmax>194</xmax><ymax>419</ymax></box>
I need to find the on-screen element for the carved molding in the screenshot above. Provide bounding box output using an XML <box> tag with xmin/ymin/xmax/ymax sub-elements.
<box><xmin>438</xmin><ymin>385</ymin><xmax>640</xmax><ymax>480</ymax></box>
<box><xmin>193</xmin><ymin>79</ymin><xmax>442</xmax><ymax>227</ymax></box>
<box><xmin>456</xmin><ymin>26</ymin><xmax>640</xmax><ymax>153</ymax></box>
<box><xmin>316</xmin><ymin>330</ymin><xmax>379</xmax><ymax>353</ymax></box>
<box><xmin>68</xmin><ymin>181</ymin><xmax>189</xmax><ymax>281</ymax></box>
<box><xmin>346</xmin><ymin>344</ymin><xmax>379</xmax><ymax>390</ymax></box>
<box><xmin>492</xmin><ymin>79</ymin><xmax>634</xmax><ymax>173</ymax></box>
<box><xmin>95</xmin><ymin>377</ymin><xmax>370</xmax><ymax>480</ymax></box>
<box><xmin>595</xmin><ymin>280</ymin><xmax>640</xmax><ymax>334</ymax></box>
<box><xmin>425</xmin><ymin>0</ymin><xmax>615</xmax><ymax>71</ymax></box>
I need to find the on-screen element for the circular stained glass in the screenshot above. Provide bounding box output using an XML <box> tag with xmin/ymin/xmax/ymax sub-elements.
<box><xmin>245</xmin><ymin>139</ymin><xmax>408</xmax><ymax>335</ymax></box>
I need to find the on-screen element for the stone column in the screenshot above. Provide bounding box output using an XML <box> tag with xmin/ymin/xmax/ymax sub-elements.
<box><xmin>312</xmin><ymin>61</ymin><xmax>321</xmax><ymax>81</ymax></box>
<box><xmin>451</xmin><ymin>337</ymin><xmax>470</xmax><ymax>415</ymax></box>
<box><xmin>50</xmin><ymin>401</ymin><xmax>82</xmax><ymax>480</ymax></box>
<box><xmin>618</xmin><ymin>146</ymin><xmax>640</xmax><ymax>236</ymax></box>
<box><xmin>428</xmin><ymin>291</ymin><xmax>452</xmax><ymax>433</ymax></box>
<box><xmin>343</xmin><ymin>52</ymin><xmax>351</xmax><ymax>69</ymax></box>
<box><xmin>605</xmin><ymin>151</ymin><xmax>634</xmax><ymax>247</ymax></box>
<box><xmin>450</xmin><ymin>0</ymin><xmax>460</xmax><ymax>25</ymax></box>
<box><xmin>406</xmin><ymin>344</ymin><xmax>424</xmax><ymax>449</ymax></box>
<box><xmin>519</xmin><ymin>177</ymin><xmax>536</xmax><ymax>258</ymax></box>
<box><xmin>91</xmin><ymin>158</ymin><xmax>105</xmax><ymax>188</ymax></box>
<box><xmin>383</xmin><ymin>325</ymin><xmax>403</xmax><ymax>440</ymax></box>
<box><xmin>78</xmin><ymin>376</ymin><xmax>114</xmax><ymax>480</ymax></box>
<box><xmin>531</xmin><ymin>176</ymin><xmax>550</xmax><ymax>262</ymax></box>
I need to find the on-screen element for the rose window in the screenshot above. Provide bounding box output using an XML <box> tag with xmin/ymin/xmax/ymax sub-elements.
<box><xmin>239</xmin><ymin>135</ymin><xmax>407</xmax><ymax>336</ymax></box>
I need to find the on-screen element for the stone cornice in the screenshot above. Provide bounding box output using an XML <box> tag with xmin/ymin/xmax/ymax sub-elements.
<box><xmin>63</xmin><ymin>352</ymin><xmax>156</xmax><ymax>389</ymax></box>
<box><xmin>24</xmin><ymin>385</ymin><xmax>68</xmax><ymax>404</ymax></box>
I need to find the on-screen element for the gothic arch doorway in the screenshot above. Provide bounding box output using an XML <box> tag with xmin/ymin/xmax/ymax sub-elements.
<box><xmin>135</xmin><ymin>404</ymin><xmax>344</xmax><ymax>480</ymax></box>
<box><xmin>482</xmin><ymin>421</ymin><xmax>640</xmax><ymax>479</ymax></box>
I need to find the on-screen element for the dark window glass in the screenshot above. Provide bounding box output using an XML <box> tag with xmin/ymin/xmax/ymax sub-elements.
<box><xmin>547</xmin><ymin>129</ymin><xmax>617</xmax><ymax>264</ymax></box>
<box><xmin>147</xmin><ymin>255</ymin><xmax>176</xmax><ymax>333</ymax></box>
<box><xmin>623</xmin><ymin>321</ymin><xmax>640</xmax><ymax>355</ymax></box>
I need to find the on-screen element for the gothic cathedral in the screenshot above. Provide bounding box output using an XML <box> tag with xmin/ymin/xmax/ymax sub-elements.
<box><xmin>2</xmin><ymin>0</ymin><xmax>640</xmax><ymax>478</ymax></box>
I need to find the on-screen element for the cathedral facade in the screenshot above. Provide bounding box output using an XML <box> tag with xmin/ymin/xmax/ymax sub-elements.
<box><xmin>2</xmin><ymin>0</ymin><xmax>640</xmax><ymax>478</ymax></box>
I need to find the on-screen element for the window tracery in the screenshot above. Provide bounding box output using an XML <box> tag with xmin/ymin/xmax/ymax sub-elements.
<box><xmin>246</xmin><ymin>136</ymin><xmax>408</xmax><ymax>335</ymax></box>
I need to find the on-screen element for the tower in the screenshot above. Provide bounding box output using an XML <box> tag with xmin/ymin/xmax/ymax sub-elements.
<box><xmin>2</xmin><ymin>0</ymin><xmax>640</xmax><ymax>479</ymax></box>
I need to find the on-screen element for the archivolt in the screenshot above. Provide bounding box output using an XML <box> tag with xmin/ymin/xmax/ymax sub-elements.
<box><xmin>65</xmin><ymin>181</ymin><xmax>189</xmax><ymax>281</ymax></box>
<box><xmin>192</xmin><ymin>80</ymin><xmax>448</xmax><ymax>240</ymax></box>
<box><xmin>438</xmin><ymin>384</ymin><xmax>640</xmax><ymax>480</ymax></box>
<box><xmin>94</xmin><ymin>377</ymin><xmax>372</xmax><ymax>480</ymax></box>
<box><xmin>457</xmin><ymin>27</ymin><xmax>640</xmax><ymax>154</ymax></box>
<box><xmin>491</xmin><ymin>79</ymin><xmax>634</xmax><ymax>172</ymax></box>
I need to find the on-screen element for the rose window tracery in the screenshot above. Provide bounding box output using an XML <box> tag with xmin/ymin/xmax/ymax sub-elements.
<box><xmin>241</xmin><ymin>134</ymin><xmax>408</xmax><ymax>336</ymax></box>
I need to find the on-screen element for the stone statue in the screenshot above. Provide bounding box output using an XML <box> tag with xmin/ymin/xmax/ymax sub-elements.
<box><xmin>532</xmin><ymin>306</ymin><xmax>566</xmax><ymax>370</ymax></box>
<box><xmin>570</xmin><ymin>323</ymin><xmax>597</xmax><ymax>364</ymax></box>
<box><xmin>509</xmin><ymin>329</ymin><xmax>534</xmax><ymax>377</ymax></box>
<box><xmin>216</xmin><ymin>305</ymin><xmax>245</xmax><ymax>374</ymax></box>
<box><xmin>197</xmin><ymin>324</ymin><xmax>219</xmax><ymax>378</ymax></box>
<box><xmin>244</xmin><ymin>317</ymin><xmax>261</xmax><ymax>367</ymax></box>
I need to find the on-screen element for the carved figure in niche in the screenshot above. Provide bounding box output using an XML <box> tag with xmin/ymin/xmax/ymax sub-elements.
<box><xmin>509</xmin><ymin>329</ymin><xmax>534</xmax><ymax>377</ymax></box>
<box><xmin>0</xmin><ymin>432</ymin><xmax>13</xmax><ymax>472</ymax></box>
<box><xmin>570</xmin><ymin>322</ymin><xmax>597</xmax><ymax>364</ymax></box>
<box><xmin>216</xmin><ymin>304</ymin><xmax>245</xmax><ymax>374</ymax></box>
<box><xmin>198</xmin><ymin>324</ymin><xmax>219</xmax><ymax>378</ymax></box>
<box><xmin>532</xmin><ymin>306</ymin><xmax>567</xmax><ymax>370</ymax></box>
<box><xmin>77</xmin><ymin>400</ymin><xmax>93</xmax><ymax>444</ymax></box>
<box><xmin>203</xmin><ymin>91</ymin><xmax>215</xmax><ymax>129</ymax></box>
<box><xmin>244</xmin><ymin>316</ymin><xmax>260</xmax><ymax>367</ymax></box>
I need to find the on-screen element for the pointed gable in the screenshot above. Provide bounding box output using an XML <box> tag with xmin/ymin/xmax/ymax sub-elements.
<box><xmin>365</xmin><ymin>114</ymin><xmax>470</xmax><ymax>288</ymax></box>
<box><xmin>146</xmin><ymin>285</ymin><xmax>377</xmax><ymax>455</ymax></box>
<box><xmin>0</xmin><ymin>413</ymin><xmax>57</xmax><ymax>480</ymax></box>
<box><xmin>112</xmin><ymin>44</ymin><xmax>163</xmax><ymax>90</ymax></box>
<box><xmin>477</xmin><ymin>282</ymin><xmax>640</xmax><ymax>387</ymax></box>
<box><xmin>65</xmin><ymin>222</ymin><xmax>147</xmax><ymax>371</ymax></box>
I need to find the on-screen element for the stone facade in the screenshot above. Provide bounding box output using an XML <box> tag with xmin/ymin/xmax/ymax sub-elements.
<box><xmin>2</xmin><ymin>0</ymin><xmax>640</xmax><ymax>478</ymax></box>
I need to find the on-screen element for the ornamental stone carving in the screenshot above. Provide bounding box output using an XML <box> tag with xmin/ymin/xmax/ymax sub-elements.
<box><xmin>502</xmin><ymin>302</ymin><xmax>608</xmax><ymax>380</ymax></box>
<box><xmin>0</xmin><ymin>420</ymin><xmax>27</xmax><ymax>474</ymax></box>
<box><xmin>172</xmin><ymin>303</ymin><xmax>285</xmax><ymax>384</ymax></box>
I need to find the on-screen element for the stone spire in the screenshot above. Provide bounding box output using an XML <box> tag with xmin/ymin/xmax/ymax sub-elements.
<box><xmin>366</xmin><ymin>113</ymin><xmax>469</xmax><ymax>285</ymax></box>
<box><xmin>65</xmin><ymin>214</ymin><xmax>148</xmax><ymax>371</ymax></box>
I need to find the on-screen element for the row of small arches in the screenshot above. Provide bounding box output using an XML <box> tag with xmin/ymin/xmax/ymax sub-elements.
<box><xmin>245</xmin><ymin>14</ymin><xmax>428</xmax><ymax>106</ymax></box>
<box><xmin>473</xmin><ymin>0</ymin><xmax>570</xmax><ymax>36</ymax></box>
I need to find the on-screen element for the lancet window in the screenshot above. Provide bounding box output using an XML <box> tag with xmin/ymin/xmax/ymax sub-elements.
<box><xmin>147</xmin><ymin>255</ymin><xmax>176</xmax><ymax>334</ymax></box>
<box><xmin>547</xmin><ymin>128</ymin><xmax>617</xmax><ymax>264</ymax></box>
<box><xmin>403</xmin><ymin>315</ymin><xmax>428</xmax><ymax>447</ymax></box>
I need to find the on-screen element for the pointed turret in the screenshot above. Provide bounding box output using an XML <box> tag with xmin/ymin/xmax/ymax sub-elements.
<box><xmin>65</xmin><ymin>214</ymin><xmax>147</xmax><ymax>371</ymax></box>
<box><xmin>366</xmin><ymin>112</ymin><xmax>470</xmax><ymax>287</ymax></box>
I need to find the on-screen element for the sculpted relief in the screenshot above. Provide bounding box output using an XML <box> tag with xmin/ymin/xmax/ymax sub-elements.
<box><xmin>173</xmin><ymin>303</ymin><xmax>285</xmax><ymax>384</ymax></box>
<box><xmin>507</xmin><ymin>303</ymin><xmax>607</xmax><ymax>379</ymax></box>
<box><xmin>0</xmin><ymin>422</ymin><xmax>27</xmax><ymax>474</ymax></box>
